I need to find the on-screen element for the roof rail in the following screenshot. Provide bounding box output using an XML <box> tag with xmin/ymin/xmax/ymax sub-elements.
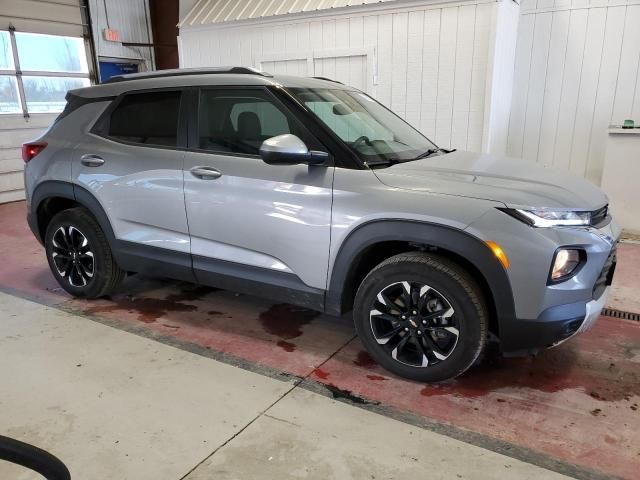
<box><xmin>105</xmin><ymin>67</ymin><xmax>273</xmax><ymax>84</ymax></box>
<box><xmin>312</xmin><ymin>76</ymin><xmax>343</xmax><ymax>85</ymax></box>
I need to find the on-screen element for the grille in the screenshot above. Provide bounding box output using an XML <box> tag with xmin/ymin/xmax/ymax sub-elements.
<box><xmin>601</xmin><ymin>308</ymin><xmax>640</xmax><ymax>321</ymax></box>
<box><xmin>593</xmin><ymin>244</ymin><xmax>616</xmax><ymax>300</ymax></box>
<box><xmin>591</xmin><ymin>204</ymin><xmax>609</xmax><ymax>227</ymax></box>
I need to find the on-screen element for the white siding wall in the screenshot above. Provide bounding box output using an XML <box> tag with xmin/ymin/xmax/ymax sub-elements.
<box><xmin>507</xmin><ymin>0</ymin><xmax>640</xmax><ymax>184</ymax></box>
<box><xmin>179</xmin><ymin>0</ymin><xmax>499</xmax><ymax>151</ymax></box>
<box><xmin>483</xmin><ymin>0</ymin><xmax>520</xmax><ymax>155</ymax></box>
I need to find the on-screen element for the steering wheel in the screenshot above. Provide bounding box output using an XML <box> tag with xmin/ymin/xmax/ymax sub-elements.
<box><xmin>351</xmin><ymin>135</ymin><xmax>371</xmax><ymax>149</ymax></box>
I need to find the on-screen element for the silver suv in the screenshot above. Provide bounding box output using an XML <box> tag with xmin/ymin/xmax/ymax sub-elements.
<box><xmin>23</xmin><ymin>67</ymin><xmax>619</xmax><ymax>382</ymax></box>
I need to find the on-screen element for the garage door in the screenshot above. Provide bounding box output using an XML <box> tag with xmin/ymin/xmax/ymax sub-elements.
<box><xmin>0</xmin><ymin>0</ymin><xmax>88</xmax><ymax>203</ymax></box>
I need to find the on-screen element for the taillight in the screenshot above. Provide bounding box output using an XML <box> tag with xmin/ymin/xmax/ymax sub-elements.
<box><xmin>22</xmin><ymin>141</ymin><xmax>47</xmax><ymax>163</ymax></box>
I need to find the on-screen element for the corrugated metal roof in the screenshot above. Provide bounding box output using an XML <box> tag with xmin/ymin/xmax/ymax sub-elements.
<box><xmin>179</xmin><ymin>0</ymin><xmax>398</xmax><ymax>27</ymax></box>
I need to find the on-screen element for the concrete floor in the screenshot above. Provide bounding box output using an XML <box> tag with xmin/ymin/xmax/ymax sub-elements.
<box><xmin>0</xmin><ymin>293</ymin><xmax>569</xmax><ymax>480</ymax></box>
<box><xmin>1</xmin><ymin>200</ymin><xmax>639</xmax><ymax>479</ymax></box>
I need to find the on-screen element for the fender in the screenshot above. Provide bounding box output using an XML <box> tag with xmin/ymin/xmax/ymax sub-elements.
<box><xmin>325</xmin><ymin>220</ymin><xmax>517</xmax><ymax>331</ymax></box>
<box><xmin>29</xmin><ymin>180</ymin><xmax>117</xmax><ymax>245</ymax></box>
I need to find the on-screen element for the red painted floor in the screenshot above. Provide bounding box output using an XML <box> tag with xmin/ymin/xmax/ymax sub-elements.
<box><xmin>1</xmin><ymin>201</ymin><xmax>639</xmax><ymax>479</ymax></box>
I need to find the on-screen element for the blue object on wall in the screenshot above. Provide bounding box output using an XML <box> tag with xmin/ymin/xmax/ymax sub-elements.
<box><xmin>99</xmin><ymin>61</ymin><xmax>139</xmax><ymax>83</ymax></box>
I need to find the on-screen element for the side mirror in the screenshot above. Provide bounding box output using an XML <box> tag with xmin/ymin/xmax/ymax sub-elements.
<box><xmin>260</xmin><ymin>134</ymin><xmax>328</xmax><ymax>166</ymax></box>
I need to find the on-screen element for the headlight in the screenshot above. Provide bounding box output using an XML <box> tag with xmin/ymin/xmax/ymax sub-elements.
<box><xmin>500</xmin><ymin>208</ymin><xmax>591</xmax><ymax>227</ymax></box>
<box><xmin>550</xmin><ymin>248</ymin><xmax>584</xmax><ymax>282</ymax></box>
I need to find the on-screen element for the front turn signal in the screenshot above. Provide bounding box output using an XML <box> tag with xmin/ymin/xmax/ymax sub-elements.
<box><xmin>486</xmin><ymin>241</ymin><xmax>510</xmax><ymax>269</ymax></box>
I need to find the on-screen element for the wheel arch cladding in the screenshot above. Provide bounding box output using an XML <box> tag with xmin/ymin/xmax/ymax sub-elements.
<box><xmin>326</xmin><ymin>220</ymin><xmax>516</xmax><ymax>336</ymax></box>
<box><xmin>31</xmin><ymin>181</ymin><xmax>116</xmax><ymax>246</ymax></box>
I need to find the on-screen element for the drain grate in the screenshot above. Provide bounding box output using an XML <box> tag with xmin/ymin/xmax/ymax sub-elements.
<box><xmin>601</xmin><ymin>308</ymin><xmax>640</xmax><ymax>321</ymax></box>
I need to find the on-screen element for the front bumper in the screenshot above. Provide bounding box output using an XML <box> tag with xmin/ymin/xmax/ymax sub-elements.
<box><xmin>576</xmin><ymin>286</ymin><xmax>608</xmax><ymax>331</ymax></box>
<box><xmin>549</xmin><ymin>285</ymin><xmax>609</xmax><ymax>347</ymax></box>
<box><xmin>466</xmin><ymin>206</ymin><xmax>620</xmax><ymax>355</ymax></box>
<box><xmin>501</xmin><ymin>246</ymin><xmax>615</xmax><ymax>356</ymax></box>
<box><xmin>502</xmin><ymin>288</ymin><xmax>609</xmax><ymax>355</ymax></box>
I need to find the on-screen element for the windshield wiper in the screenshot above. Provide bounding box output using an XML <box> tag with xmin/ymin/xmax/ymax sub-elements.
<box><xmin>365</xmin><ymin>158</ymin><xmax>399</xmax><ymax>168</ymax></box>
<box><xmin>412</xmin><ymin>147</ymin><xmax>456</xmax><ymax>161</ymax></box>
<box><xmin>365</xmin><ymin>147</ymin><xmax>456</xmax><ymax>168</ymax></box>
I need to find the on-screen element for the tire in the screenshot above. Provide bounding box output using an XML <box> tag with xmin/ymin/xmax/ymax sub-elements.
<box><xmin>353</xmin><ymin>252</ymin><xmax>488</xmax><ymax>382</ymax></box>
<box><xmin>44</xmin><ymin>207</ymin><xmax>125</xmax><ymax>299</ymax></box>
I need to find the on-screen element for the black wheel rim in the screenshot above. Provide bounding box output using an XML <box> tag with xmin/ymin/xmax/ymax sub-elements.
<box><xmin>50</xmin><ymin>225</ymin><xmax>94</xmax><ymax>287</ymax></box>
<box><xmin>369</xmin><ymin>281</ymin><xmax>459</xmax><ymax>368</ymax></box>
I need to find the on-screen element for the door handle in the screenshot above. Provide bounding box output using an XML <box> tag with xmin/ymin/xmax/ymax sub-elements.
<box><xmin>190</xmin><ymin>166</ymin><xmax>222</xmax><ymax>180</ymax></box>
<box><xmin>80</xmin><ymin>154</ymin><xmax>105</xmax><ymax>167</ymax></box>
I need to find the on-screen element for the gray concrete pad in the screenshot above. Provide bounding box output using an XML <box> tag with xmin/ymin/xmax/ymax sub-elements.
<box><xmin>0</xmin><ymin>292</ymin><xmax>292</xmax><ymax>480</ymax></box>
<box><xmin>185</xmin><ymin>388</ymin><xmax>571</xmax><ymax>480</ymax></box>
<box><xmin>0</xmin><ymin>292</ymin><xmax>573</xmax><ymax>480</ymax></box>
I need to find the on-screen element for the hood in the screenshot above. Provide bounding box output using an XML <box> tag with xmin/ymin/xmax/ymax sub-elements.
<box><xmin>373</xmin><ymin>150</ymin><xmax>607</xmax><ymax>210</ymax></box>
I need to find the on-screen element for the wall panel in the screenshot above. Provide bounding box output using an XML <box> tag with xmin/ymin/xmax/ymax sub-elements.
<box><xmin>0</xmin><ymin>0</ymin><xmax>83</xmax><ymax>37</ymax></box>
<box><xmin>179</xmin><ymin>0</ymin><xmax>498</xmax><ymax>150</ymax></box>
<box><xmin>508</xmin><ymin>0</ymin><xmax>640</xmax><ymax>184</ymax></box>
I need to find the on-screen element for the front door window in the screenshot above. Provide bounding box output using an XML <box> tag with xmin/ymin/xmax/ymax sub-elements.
<box><xmin>197</xmin><ymin>89</ymin><xmax>306</xmax><ymax>155</ymax></box>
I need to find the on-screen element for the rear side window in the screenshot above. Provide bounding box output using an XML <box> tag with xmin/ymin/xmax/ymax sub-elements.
<box><xmin>107</xmin><ymin>91</ymin><xmax>181</xmax><ymax>147</ymax></box>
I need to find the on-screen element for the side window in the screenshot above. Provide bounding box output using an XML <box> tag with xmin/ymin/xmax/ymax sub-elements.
<box><xmin>229</xmin><ymin>102</ymin><xmax>289</xmax><ymax>138</ymax></box>
<box><xmin>198</xmin><ymin>89</ymin><xmax>303</xmax><ymax>155</ymax></box>
<box><xmin>107</xmin><ymin>91</ymin><xmax>181</xmax><ymax>147</ymax></box>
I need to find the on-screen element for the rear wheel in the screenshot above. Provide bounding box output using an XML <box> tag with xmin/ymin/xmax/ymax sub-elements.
<box><xmin>353</xmin><ymin>252</ymin><xmax>487</xmax><ymax>382</ymax></box>
<box><xmin>45</xmin><ymin>208</ymin><xmax>125</xmax><ymax>298</ymax></box>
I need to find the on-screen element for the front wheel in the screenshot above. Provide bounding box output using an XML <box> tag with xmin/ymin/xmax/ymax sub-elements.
<box><xmin>353</xmin><ymin>252</ymin><xmax>488</xmax><ymax>382</ymax></box>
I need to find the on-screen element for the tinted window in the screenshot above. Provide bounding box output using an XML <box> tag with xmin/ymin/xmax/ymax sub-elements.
<box><xmin>108</xmin><ymin>91</ymin><xmax>181</xmax><ymax>147</ymax></box>
<box><xmin>198</xmin><ymin>89</ymin><xmax>303</xmax><ymax>155</ymax></box>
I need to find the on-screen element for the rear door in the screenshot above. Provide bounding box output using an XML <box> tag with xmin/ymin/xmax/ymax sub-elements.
<box><xmin>182</xmin><ymin>87</ymin><xmax>334</xmax><ymax>307</ymax></box>
<box><xmin>73</xmin><ymin>89</ymin><xmax>190</xmax><ymax>260</ymax></box>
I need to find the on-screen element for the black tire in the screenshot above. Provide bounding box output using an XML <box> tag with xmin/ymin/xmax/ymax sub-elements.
<box><xmin>44</xmin><ymin>207</ymin><xmax>125</xmax><ymax>299</ymax></box>
<box><xmin>353</xmin><ymin>252</ymin><xmax>488</xmax><ymax>382</ymax></box>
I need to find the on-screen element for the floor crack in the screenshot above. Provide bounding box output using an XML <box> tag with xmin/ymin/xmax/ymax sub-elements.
<box><xmin>178</xmin><ymin>332</ymin><xmax>357</xmax><ymax>479</ymax></box>
<box><xmin>263</xmin><ymin>413</ymin><xmax>301</xmax><ymax>428</ymax></box>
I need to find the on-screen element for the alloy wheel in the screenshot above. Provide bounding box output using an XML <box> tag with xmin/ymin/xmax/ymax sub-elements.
<box><xmin>50</xmin><ymin>225</ymin><xmax>95</xmax><ymax>287</ymax></box>
<box><xmin>369</xmin><ymin>281</ymin><xmax>459</xmax><ymax>367</ymax></box>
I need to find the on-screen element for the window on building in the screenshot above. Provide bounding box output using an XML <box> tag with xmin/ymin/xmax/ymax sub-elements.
<box><xmin>0</xmin><ymin>30</ymin><xmax>90</xmax><ymax>115</ymax></box>
<box><xmin>108</xmin><ymin>91</ymin><xmax>181</xmax><ymax>147</ymax></box>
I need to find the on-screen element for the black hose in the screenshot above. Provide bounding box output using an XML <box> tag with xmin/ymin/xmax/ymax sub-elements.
<box><xmin>0</xmin><ymin>435</ymin><xmax>70</xmax><ymax>480</ymax></box>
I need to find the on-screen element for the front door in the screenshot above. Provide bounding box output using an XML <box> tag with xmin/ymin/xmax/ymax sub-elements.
<box><xmin>182</xmin><ymin>87</ymin><xmax>334</xmax><ymax>308</ymax></box>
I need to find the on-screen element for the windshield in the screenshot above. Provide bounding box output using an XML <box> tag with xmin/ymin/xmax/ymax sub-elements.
<box><xmin>290</xmin><ymin>87</ymin><xmax>437</xmax><ymax>164</ymax></box>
